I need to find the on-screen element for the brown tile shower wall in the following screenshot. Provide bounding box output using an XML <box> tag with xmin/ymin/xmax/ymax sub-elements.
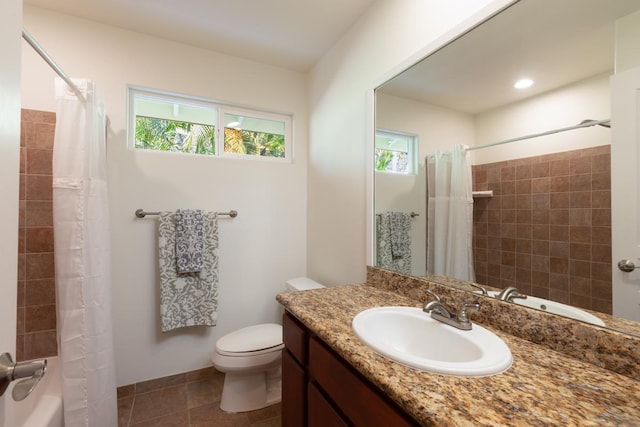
<box><xmin>17</xmin><ymin>109</ymin><xmax>58</xmax><ymax>361</ymax></box>
<box><xmin>472</xmin><ymin>145</ymin><xmax>612</xmax><ymax>314</ymax></box>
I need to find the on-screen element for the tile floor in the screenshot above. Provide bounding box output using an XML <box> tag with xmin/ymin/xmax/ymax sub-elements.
<box><xmin>117</xmin><ymin>367</ymin><xmax>281</xmax><ymax>426</ymax></box>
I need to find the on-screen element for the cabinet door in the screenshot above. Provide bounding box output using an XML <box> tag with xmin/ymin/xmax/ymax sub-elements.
<box><xmin>308</xmin><ymin>383</ymin><xmax>349</xmax><ymax>427</ymax></box>
<box><xmin>283</xmin><ymin>312</ymin><xmax>307</xmax><ymax>364</ymax></box>
<box><xmin>309</xmin><ymin>337</ymin><xmax>418</xmax><ymax>427</ymax></box>
<box><xmin>282</xmin><ymin>349</ymin><xmax>307</xmax><ymax>427</ymax></box>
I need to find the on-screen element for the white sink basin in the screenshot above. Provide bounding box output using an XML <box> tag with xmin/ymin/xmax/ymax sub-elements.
<box><xmin>352</xmin><ymin>306</ymin><xmax>512</xmax><ymax>377</ymax></box>
<box><xmin>486</xmin><ymin>292</ymin><xmax>605</xmax><ymax>326</ymax></box>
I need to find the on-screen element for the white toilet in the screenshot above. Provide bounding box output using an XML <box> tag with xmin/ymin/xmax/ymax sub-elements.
<box><xmin>211</xmin><ymin>277</ymin><xmax>324</xmax><ymax>413</ymax></box>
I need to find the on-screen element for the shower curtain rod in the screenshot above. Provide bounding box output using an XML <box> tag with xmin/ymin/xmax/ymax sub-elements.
<box><xmin>22</xmin><ymin>28</ymin><xmax>85</xmax><ymax>103</ymax></box>
<box><xmin>466</xmin><ymin>119</ymin><xmax>611</xmax><ymax>152</ymax></box>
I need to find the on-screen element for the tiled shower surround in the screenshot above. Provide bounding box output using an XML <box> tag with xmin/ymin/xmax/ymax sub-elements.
<box><xmin>472</xmin><ymin>145</ymin><xmax>612</xmax><ymax>314</ymax></box>
<box><xmin>17</xmin><ymin>109</ymin><xmax>58</xmax><ymax>361</ymax></box>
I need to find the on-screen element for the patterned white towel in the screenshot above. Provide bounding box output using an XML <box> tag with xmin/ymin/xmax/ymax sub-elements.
<box><xmin>175</xmin><ymin>209</ymin><xmax>205</xmax><ymax>273</ymax></box>
<box><xmin>389</xmin><ymin>212</ymin><xmax>411</xmax><ymax>258</ymax></box>
<box><xmin>376</xmin><ymin>212</ymin><xmax>412</xmax><ymax>275</ymax></box>
<box><xmin>158</xmin><ymin>211</ymin><xmax>219</xmax><ymax>332</ymax></box>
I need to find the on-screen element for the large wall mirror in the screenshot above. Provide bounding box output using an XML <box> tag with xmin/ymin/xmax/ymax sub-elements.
<box><xmin>374</xmin><ymin>0</ymin><xmax>640</xmax><ymax>336</ymax></box>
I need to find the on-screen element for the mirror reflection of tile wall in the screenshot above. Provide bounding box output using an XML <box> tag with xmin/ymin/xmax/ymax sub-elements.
<box><xmin>17</xmin><ymin>109</ymin><xmax>58</xmax><ymax>361</ymax></box>
<box><xmin>472</xmin><ymin>145</ymin><xmax>612</xmax><ymax>314</ymax></box>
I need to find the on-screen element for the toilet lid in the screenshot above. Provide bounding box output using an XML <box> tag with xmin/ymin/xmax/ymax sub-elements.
<box><xmin>216</xmin><ymin>323</ymin><xmax>283</xmax><ymax>355</ymax></box>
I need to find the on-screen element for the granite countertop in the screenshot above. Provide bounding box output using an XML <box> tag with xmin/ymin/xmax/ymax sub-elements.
<box><xmin>277</xmin><ymin>284</ymin><xmax>640</xmax><ymax>427</ymax></box>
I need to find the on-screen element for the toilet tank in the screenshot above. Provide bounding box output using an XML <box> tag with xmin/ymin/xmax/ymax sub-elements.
<box><xmin>286</xmin><ymin>277</ymin><xmax>324</xmax><ymax>291</ymax></box>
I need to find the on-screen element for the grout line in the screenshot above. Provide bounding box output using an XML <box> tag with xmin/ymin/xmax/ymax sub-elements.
<box><xmin>126</xmin><ymin>395</ymin><xmax>133</xmax><ymax>427</ymax></box>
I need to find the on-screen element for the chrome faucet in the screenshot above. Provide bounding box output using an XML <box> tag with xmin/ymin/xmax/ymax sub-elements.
<box><xmin>494</xmin><ymin>286</ymin><xmax>527</xmax><ymax>302</ymax></box>
<box><xmin>423</xmin><ymin>300</ymin><xmax>480</xmax><ymax>331</ymax></box>
<box><xmin>0</xmin><ymin>353</ymin><xmax>47</xmax><ymax>401</ymax></box>
<box><xmin>467</xmin><ymin>282</ymin><xmax>488</xmax><ymax>296</ymax></box>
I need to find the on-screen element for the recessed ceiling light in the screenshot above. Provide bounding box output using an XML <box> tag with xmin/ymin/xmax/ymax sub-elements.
<box><xmin>514</xmin><ymin>79</ymin><xmax>534</xmax><ymax>89</ymax></box>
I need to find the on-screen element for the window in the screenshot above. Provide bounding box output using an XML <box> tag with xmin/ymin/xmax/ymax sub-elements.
<box><xmin>222</xmin><ymin>111</ymin><xmax>287</xmax><ymax>159</ymax></box>
<box><xmin>133</xmin><ymin>93</ymin><xmax>217</xmax><ymax>155</ymax></box>
<box><xmin>129</xmin><ymin>87</ymin><xmax>292</xmax><ymax>161</ymax></box>
<box><xmin>375</xmin><ymin>129</ymin><xmax>417</xmax><ymax>174</ymax></box>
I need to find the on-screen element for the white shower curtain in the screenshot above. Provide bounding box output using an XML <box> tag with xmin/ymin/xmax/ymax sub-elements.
<box><xmin>426</xmin><ymin>144</ymin><xmax>475</xmax><ymax>282</ymax></box>
<box><xmin>53</xmin><ymin>78</ymin><xmax>117</xmax><ymax>426</ymax></box>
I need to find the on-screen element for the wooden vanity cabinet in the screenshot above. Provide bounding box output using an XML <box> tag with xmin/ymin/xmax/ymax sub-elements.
<box><xmin>282</xmin><ymin>311</ymin><xmax>419</xmax><ymax>427</ymax></box>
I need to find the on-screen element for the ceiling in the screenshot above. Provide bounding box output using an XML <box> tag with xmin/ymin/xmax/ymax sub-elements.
<box><xmin>378</xmin><ymin>0</ymin><xmax>640</xmax><ymax>115</ymax></box>
<box><xmin>23</xmin><ymin>0</ymin><xmax>377</xmax><ymax>72</ymax></box>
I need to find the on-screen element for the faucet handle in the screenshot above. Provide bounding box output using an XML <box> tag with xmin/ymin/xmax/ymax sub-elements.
<box><xmin>424</xmin><ymin>288</ymin><xmax>441</xmax><ymax>302</ymax></box>
<box><xmin>508</xmin><ymin>292</ymin><xmax>527</xmax><ymax>302</ymax></box>
<box><xmin>457</xmin><ymin>303</ymin><xmax>480</xmax><ymax>324</ymax></box>
<box><xmin>423</xmin><ymin>300</ymin><xmax>451</xmax><ymax>318</ymax></box>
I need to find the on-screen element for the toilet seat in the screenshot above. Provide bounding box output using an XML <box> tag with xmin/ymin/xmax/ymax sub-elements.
<box><xmin>216</xmin><ymin>323</ymin><xmax>283</xmax><ymax>357</ymax></box>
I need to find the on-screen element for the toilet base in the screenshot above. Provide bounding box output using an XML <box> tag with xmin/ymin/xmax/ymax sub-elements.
<box><xmin>219</xmin><ymin>366</ymin><xmax>282</xmax><ymax>413</ymax></box>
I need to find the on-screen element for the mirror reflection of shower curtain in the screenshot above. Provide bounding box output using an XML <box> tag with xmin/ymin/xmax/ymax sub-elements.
<box><xmin>426</xmin><ymin>144</ymin><xmax>475</xmax><ymax>282</ymax></box>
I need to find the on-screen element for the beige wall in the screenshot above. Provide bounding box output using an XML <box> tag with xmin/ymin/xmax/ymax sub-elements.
<box><xmin>615</xmin><ymin>9</ymin><xmax>640</xmax><ymax>73</ymax></box>
<box><xmin>473</xmin><ymin>73</ymin><xmax>612</xmax><ymax>164</ymax></box>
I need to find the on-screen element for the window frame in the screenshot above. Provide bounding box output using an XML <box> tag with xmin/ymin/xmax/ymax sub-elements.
<box><xmin>128</xmin><ymin>86</ymin><xmax>293</xmax><ymax>163</ymax></box>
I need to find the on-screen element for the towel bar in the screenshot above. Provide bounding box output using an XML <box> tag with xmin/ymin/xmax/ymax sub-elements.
<box><xmin>135</xmin><ymin>209</ymin><xmax>238</xmax><ymax>218</ymax></box>
<box><xmin>376</xmin><ymin>212</ymin><xmax>419</xmax><ymax>218</ymax></box>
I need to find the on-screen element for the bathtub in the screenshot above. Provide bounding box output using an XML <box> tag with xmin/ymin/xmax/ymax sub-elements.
<box><xmin>12</xmin><ymin>356</ymin><xmax>63</xmax><ymax>427</ymax></box>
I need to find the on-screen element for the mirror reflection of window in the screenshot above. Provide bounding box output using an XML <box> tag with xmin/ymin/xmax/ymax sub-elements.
<box><xmin>375</xmin><ymin>129</ymin><xmax>417</xmax><ymax>174</ymax></box>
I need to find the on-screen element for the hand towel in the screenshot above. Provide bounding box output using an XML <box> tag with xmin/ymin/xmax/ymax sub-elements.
<box><xmin>175</xmin><ymin>209</ymin><xmax>205</xmax><ymax>273</ymax></box>
<box><xmin>376</xmin><ymin>212</ymin><xmax>412</xmax><ymax>275</ymax></box>
<box><xmin>158</xmin><ymin>211</ymin><xmax>219</xmax><ymax>332</ymax></box>
<box><xmin>389</xmin><ymin>212</ymin><xmax>411</xmax><ymax>258</ymax></box>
